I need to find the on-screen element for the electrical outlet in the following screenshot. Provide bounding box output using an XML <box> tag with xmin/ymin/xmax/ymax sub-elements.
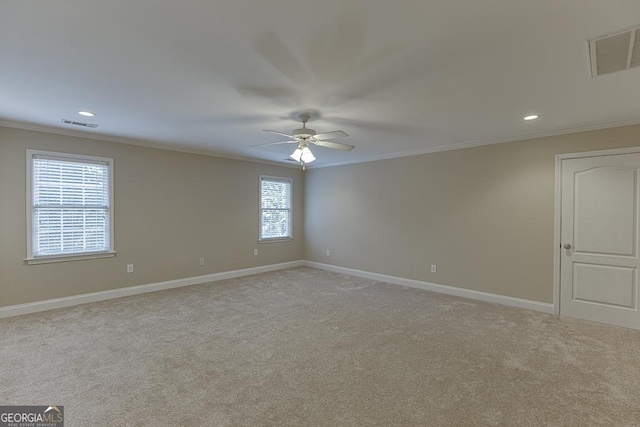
<box><xmin>326</xmin><ymin>250</ymin><xmax>331</xmax><ymax>257</ymax></box>
<box><xmin>431</xmin><ymin>265</ymin><xmax>437</xmax><ymax>273</ymax></box>
<box><xmin>199</xmin><ymin>258</ymin><xmax>205</xmax><ymax>266</ymax></box>
<box><xmin>127</xmin><ymin>264</ymin><xmax>134</xmax><ymax>273</ymax></box>
<box><xmin>254</xmin><ymin>249</ymin><xmax>258</xmax><ymax>256</ymax></box>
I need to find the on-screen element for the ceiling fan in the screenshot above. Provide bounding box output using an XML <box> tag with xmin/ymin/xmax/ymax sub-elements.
<box><xmin>252</xmin><ymin>113</ymin><xmax>354</xmax><ymax>168</ymax></box>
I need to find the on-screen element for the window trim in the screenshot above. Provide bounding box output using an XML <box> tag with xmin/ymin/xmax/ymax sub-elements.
<box><xmin>25</xmin><ymin>149</ymin><xmax>116</xmax><ymax>264</ymax></box>
<box><xmin>258</xmin><ymin>175</ymin><xmax>293</xmax><ymax>243</ymax></box>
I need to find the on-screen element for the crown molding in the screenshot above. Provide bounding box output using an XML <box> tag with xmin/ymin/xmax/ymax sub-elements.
<box><xmin>4</xmin><ymin>116</ymin><xmax>640</xmax><ymax>171</ymax></box>
<box><xmin>0</xmin><ymin>119</ymin><xmax>301</xmax><ymax>170</ymax></box>
<box><xmin>309</xmin><ymin>117</ymin><xmax>640</xmax><ymax>169</ymax></box>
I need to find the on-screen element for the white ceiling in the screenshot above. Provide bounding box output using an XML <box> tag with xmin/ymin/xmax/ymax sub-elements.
<box><xmin>2</xmin><ymin>1</ymin><xmax>640</xmax><ymax>167</ymax></box>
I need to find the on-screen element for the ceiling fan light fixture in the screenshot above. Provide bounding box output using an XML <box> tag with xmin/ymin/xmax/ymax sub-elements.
<box><xmin>256</xmin><ymin>113</ymin><xmax>352</xmax><ymax>163</ymax></box>
<box><xmin>290</xmin><ymin>147</ymin><xmax>303</xmax><ymax>162</ymax></box>
<box><xmin>300</xmin><ymin>146</ymin><xmax>316</xmax><ymax>163</ymax></box>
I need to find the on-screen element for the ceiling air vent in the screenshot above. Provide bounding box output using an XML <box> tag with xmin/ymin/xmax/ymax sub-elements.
<box><xmin>589</xmin><ymin>25</ymin><xmax>640</xmax><ymax>77</ymax></box>
<box><xmin>61</xmin><ymin>119</ymin><xmax>98</xmax><ymax>128</ymax></box>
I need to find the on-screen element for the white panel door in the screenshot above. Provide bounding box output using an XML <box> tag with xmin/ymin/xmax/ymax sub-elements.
<box><xmin>561</xmin><ymin>154</ymin><xmax>640</xmax><ymax>329</ymax></box>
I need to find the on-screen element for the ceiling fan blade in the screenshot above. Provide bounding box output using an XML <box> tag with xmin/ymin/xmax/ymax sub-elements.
<box><xmin>263</xmin><ymin>129</ymin><xmax>295</xmax><ymax>139</ymax></box>
<box><xmin>313</xmin><ymin>130</ymin><xmax>349</xmax><ymax>140</ymax></box>
<box><xmin>251</xmin><ymin>141</ymin><xmax>298</xmax><ymax>148</ymax></box>
<box><xmin>312</xmin><ymin>139</ymin><xmax>355</xmax><ymax>151</ymax></box>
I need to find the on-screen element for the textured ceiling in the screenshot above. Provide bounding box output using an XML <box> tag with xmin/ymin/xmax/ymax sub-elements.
<box><xmin>2</xmin><ymin>1</ymin><xmax>640</xmax><ymax>167</ymax></box>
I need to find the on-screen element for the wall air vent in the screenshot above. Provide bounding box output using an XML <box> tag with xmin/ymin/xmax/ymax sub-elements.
<box><xmin>61</xmin><ymin>119</ymin><xmax>98</xmax><ymax>128</ymax></box>
<box><xmin>589</xmin><ymin>25</ymin><xmax>640</xmax><ymax>77</ymax></box>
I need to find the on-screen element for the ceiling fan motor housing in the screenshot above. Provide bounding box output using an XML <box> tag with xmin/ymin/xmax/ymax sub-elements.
<box><xmin>292</xmin><ymin>127</ymin><xmax>316</xmax><ymax>138</ymax></box>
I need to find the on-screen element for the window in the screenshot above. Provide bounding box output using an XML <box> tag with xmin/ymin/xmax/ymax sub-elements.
<box><xmin>260</xmin><ymin>176</ymin><xmax>292</xmax><ymax>241</ymax></box>
<box><xmin>26</xmin><ymin>150</ymin><xmax>114</xmax><ymax>264</ymax></box>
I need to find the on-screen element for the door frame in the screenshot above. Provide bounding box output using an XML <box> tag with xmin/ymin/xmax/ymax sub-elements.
<box><xmin>553</xmin><ymin>146</ymin><xmax>640</xmax><ymax>315</ymax></box>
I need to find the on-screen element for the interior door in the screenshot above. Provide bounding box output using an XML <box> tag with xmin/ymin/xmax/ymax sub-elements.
<box><xmin>561</xmin><ymin>153</ymin><xmax>640</xmax><ymax>329</ymax></box>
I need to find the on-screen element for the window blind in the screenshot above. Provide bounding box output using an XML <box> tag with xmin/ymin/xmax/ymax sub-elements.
<box><xmin>32</xmin><ymin>155</ymin><xmax>111</xmax><ymax>257</ymax></box>
<box><xmin>260</xmin><ymin>177</ymin><xmax>292</xmax><ymax>239</ymax></box>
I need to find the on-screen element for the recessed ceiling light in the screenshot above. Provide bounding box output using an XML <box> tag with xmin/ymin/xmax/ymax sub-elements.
<box><xmin>523</xmin><ymin>115</ymin><xmax>539</xmax><ymax>121</ymax></box>
<box><xmin>78</xmin><ymin>111</ymin><xmax>95</xmax><ymax>117</ymax></box>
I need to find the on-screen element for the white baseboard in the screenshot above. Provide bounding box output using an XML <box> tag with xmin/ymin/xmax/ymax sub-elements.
<box><xmin>0</xmin><ymin>260</ymin><xmax>304</xmax><ymax>319</ymax></box>
<box><xmin>304</xmin><ymin>261</ymin><xmax>555</xmax><ymax>314</ymax></box>
<box><xmin>1</xmin><ymin>260</ymin><xmax>555</xmax><ymax>319</ymax></box>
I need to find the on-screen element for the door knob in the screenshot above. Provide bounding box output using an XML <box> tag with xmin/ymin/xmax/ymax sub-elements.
<box><xmin>563</xmin><ymin>243</ymin><xmax>572</xmax><ymax>249</ymax></box>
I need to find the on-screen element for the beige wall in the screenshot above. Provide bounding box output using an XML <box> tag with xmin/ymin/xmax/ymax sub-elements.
<box><xmin>4</xmin><ymin>124</ymin><xmax>640</xmax><ymax>309</ymax></box>
<box><xmin>0</xmin><ymin>127</ymin><xmax>304</xmax><ymax>307</ymax></box>
<box><xmin>304</xmin><ymin>125</ymin><xmax>640</xmax><ymax>303</ymax></box>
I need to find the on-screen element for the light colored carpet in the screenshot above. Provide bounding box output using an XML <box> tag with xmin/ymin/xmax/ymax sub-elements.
<box><xmin>2</xmin><ymin>267</ymin><xmax>640</xmax><ymax>426</ymax></box>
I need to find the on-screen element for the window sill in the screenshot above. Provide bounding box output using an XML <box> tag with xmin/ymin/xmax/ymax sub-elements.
<box><xmin>258</xmin><ymin>237</ymin><xmax>293</xmax><ymax>244</ymax></box>
<box><xmin>25</xmin><ymin>251</ymin><xmax>116</xmax><ymax>265</ymax></box>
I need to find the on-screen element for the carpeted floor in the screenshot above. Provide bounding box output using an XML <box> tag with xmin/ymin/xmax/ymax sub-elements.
<box><xmin>2</xmin><ymin>267</ymin><xmax>640</xmax><ymax>426</ymax></box>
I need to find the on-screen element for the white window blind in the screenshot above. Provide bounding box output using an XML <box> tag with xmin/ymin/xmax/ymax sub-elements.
<box><xmin>260</xmin><ymin>177</ymin><xmax>292</xmax><ymax>240</ymax></box>
<box><xmin>30</xmin><ymin>153</ymin><xmax>112</xmax><ymax>258</ymax></box>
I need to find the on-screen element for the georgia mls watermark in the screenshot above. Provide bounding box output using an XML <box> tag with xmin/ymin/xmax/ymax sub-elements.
<box><xmin>0</xmin><ymin>406</ymin><xmax>63</xmax><ymax>427</ymax></box>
